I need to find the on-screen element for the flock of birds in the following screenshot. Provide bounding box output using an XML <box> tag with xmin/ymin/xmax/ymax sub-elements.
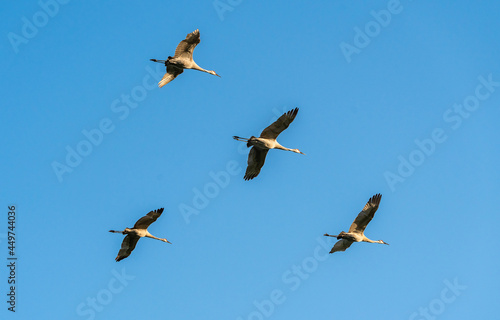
<box><xmin>110</xmin><ymin>29</ymin><xmax>389</xmax><ymax>261</ymax></box>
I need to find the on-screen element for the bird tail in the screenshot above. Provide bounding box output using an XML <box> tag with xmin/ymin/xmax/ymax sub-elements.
<box><xmin>246</xmin><ymin>136</ymin><xmax>256</xmax><ymax>148</ymax></box>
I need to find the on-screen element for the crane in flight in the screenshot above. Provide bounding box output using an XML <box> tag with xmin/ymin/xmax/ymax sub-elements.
<box><xmin>233</xmin><ymin>108</ymin><xmax>305</xmax><ymax>180</ymax></box>
<box><xmin>109</xmin><ymin>208</ymin><xmax>171</xmax><ymax>261</ymax></box>
<box><xmin>150</xmin><ymin>29</ymin><xmax>220</xmax><ymax>87</ymax></box>
<box><xmin>324</xmin><ymin>194</ymin><xmax>389</xmax><ymax>253</ymax></box>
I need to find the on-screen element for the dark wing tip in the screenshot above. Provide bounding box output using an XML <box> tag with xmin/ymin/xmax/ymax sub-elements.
<box><xmin>244</xmin><ymin>174</ymin><xmax>256</xmax><ymax>181</ymax></box>
<box><xmin>156</xmin><ymin>208</ymin><xmax>164</xmax><ymax>214</ymax></box>
<box><xmin>189</xmin><ymin>29</ymin><xmax>201</xmax><ymax>41</ymax></box>
<box><xmin>244</xmin><ymin>171</ymin><xmax>259</xmax><ymax>180</ymax></box>
<box><xmin>370</xmin><ymin>193</ymin><xmax>382</xmax><ymax>205</ymax></box>
<box><xmin>286</xmin><ymin>107</ymin><xmax>299</xmax><ymax>120</ymax></box>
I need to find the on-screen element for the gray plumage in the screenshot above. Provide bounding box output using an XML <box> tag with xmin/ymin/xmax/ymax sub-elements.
<box><xmin>324</xmin><ymin>194</ymin><xmax>389</xmax><ymax>253</ymax></box>
<box><xmin>233</xmin><ymin>108</ymin><xmax>305</xmax><ymax>180</ymax></box>
<box><xmin>109</xmin><ymin>208</ymin><xmax>171</xmax><ymax>262</ymax></box>
<box><xmin>150</xmin><ymin>29</ymin><xmax>220</xmax><ymax>87</ymax></box>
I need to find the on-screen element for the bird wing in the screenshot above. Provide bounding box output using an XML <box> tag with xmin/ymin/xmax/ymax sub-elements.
<box><xmin>115</xmin><ymin>234</ymin><xmax>140</xmax><ymax>262</ymax></box>
<box><xmin>158</xmin><ymin>65</ymin><xmax>183</xmax><ymax>88</ymax></box>
<box><xmin>348</xmin><ymin>193</ymin><xmax>382</xmax><ymax>234</ymax></box>
<box><xmin>174</xmin><ymin>29</ymin><xmax>201</xmax><ymax>60</ymax></box>
<box><xmin>330</xmin><ymin>239</ymin><xmax>353</xmax><ymax>253</ymax></box>
<box><xmin>134</xmin><ymin>208</ymin><xmax>165</xmax><ymax>229</ymax></box>
<box><xmin>260</xmin><ymin>108</ymin><xmax>299</xmax><ymax>140</ymax></box>
<box><xmin>244</xmin><ymin>147</ymin><xmax>269</xmax><ymax>180</ymax></box>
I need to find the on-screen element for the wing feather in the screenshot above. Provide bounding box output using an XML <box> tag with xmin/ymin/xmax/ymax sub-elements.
<box><xmin>115</xmin><ymin>234</ymin><xmax>140</xmax><ymax>262</ymax></box>
<box><xmin>244</xmin><ymin>147</ymin><xmax>269</xmax><ymax>180</ymax></box>
<box><xmin>260</xmin><ymin>108</ymin><xmax>299</xmax><ymax>139</ymax></box>
<box><xmin>158</xmin><ymin>65</ymin><xmax>183</xmax><ymax>87</ymax></box>
<box><xmin>330</xmin><ymin>239</ymin><xmax>353</xmax><ymax>253</ymax></box>
<box><xmin>348</xmin><ymin>194</ymin><xmax>382</xmax><ymax>234</ymax></box>
<box><xmin>174</xmin><ymin>29</ymin><xmax>200</xmax><ymax>60</ymax></box>
<box><xmin>134</xmin><ymin>208</ymin><xmax>164</xmax><ymax>229</ymax></box>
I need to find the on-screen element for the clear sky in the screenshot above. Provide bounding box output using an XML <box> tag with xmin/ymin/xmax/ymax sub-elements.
<box><xmin>1</xmin><ymin>1</ymin><xmax>499</xmax><ymax>319</ymax></box>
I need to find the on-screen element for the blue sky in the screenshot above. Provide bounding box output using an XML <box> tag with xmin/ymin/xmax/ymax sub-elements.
<box><xmin>1</xmin><ymin>0</ymin><xmax>499</xmax><ymax>319</ymax></box>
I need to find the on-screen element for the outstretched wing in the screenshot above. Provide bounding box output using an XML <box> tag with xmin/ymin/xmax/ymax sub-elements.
<box><xmin>158</xmin><ymin>65</ymin><xmax>184</xmax><ymax>88</ymax></box>
<box><xmin>260</xmin><ymin>108</ymin><xmax>299</xmax><ymax>139</ymax></box>
<box><xmin>330</xmin><ymin>239</ymin><xmax>353</xmax><ymax>253</ymax></box>
<box><xmin>134</xmin><ymin>208</ymin><xmax>165</xmax><ymax>229</ymax></box>
<box><xmin>244</xmin><ymin>147</ymin><xmax>269</xmax><ymax>180</ymax></box>
<box><xmin>115</xmin><ymin>234</ymin><xmax>140</xmax><ymax>262</ymax></box>
<box><xmin>174</xmin><ymin>29</ymin><xmax>201</xmax><ymax>60</ymax></box>
<box><xmin>348</xmin><ymin>194</ymin><xmax>382</xmax><ymax>234</ymax></box>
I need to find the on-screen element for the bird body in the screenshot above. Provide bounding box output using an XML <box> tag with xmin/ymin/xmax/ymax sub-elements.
<box><xmin>120</xmin><ymin>228</ymin><xmax>160</xmax><ymax>239</ymax></box>
<box><xmin>233</xmin><ymin>108</ymin><xmax>304</xmax><ymax>180</ymax></box>
<box><xmin>150</xmin><ymin>29</ymin><xmax>220</xmax><ymax>87</ymax></box>
<box><xmin>110</xmin><ymin>208</ymin><xmax>171</xmax><ymax>262</ymax></box>
<box><xmin>245</xmin><ymin>136</ymin><xmax>281</xmax><ymax>150</ymax></box>
<box><xmin>324</xmin><ymin>194</ymin><xmax>388</xmax><ymax>253</ymax></box>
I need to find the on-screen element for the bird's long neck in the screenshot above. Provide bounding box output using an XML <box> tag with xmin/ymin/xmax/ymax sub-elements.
<box><xmin>273</xmin><ymin>142</ymin><xmax>290</xmax><ymax>151</ymax></box>
<box><xmin>362</xmin><ymin>236</ymin><xmax>384</xmax><ymax>244</ymax></box>
<box><xmin>192</xmin><ymin>62</ymin><xmax>219</xmax><ymax>76</ymax></box>
<box><xmin>145</xmin><ymin>233</ymin><xmax>162</xmax><ymax>241</ymax></box>
<box><xmin>145</xmin><ymin>233</ymin><xmax>170</xmax><ymax>243</ymax></box>
<box><xmin>191</xmin><ymin>62</ymin><xmax>209</xmax><ymax>73</ymax></box>
<box><xmin>275</xmin><ymin>144</ymin><xmax>299</xmax><ymax>153</ymax></box>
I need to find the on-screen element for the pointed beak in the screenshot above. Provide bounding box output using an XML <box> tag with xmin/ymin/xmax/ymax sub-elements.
<box><xmin>383</xmin><ymin>241</ymin><xmax>389</xmax><ymax>245</ymax></box>
<box><xmin>167</xmin><ymin>240</ymin><xmax>172</xmax><ymax>244</ymax></box>
<box><xmin>215</xmin><ymin>73</ymin><xmax>221</xmax><ymax>77</ymax></box>
<box><xmin>300</xmin><ymin>151</ymin><xmax>306</xmax><ymax>155</ymax></box>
